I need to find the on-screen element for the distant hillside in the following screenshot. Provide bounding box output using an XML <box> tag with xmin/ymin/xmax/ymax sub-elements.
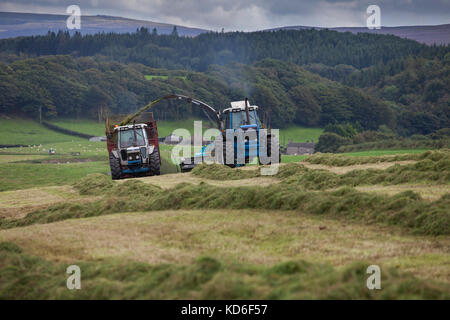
<box><xmin>0</xmin><ymin>54</ymin><xmax>395</xmax><ymax>130</ymax></box>
<box><xmin>266</xmin><ymin>24</ymin><xmax>450</xmax><ymax>45</ymax></box>
<box><xmin>2</xmin><ymin>12</ymin><xmax>449</xmax><ymax>45</ymax></box>
<box><xmin>0</xmin><ymin>12</ymin><xmax>209</xmax><ymax>39</ymax></box>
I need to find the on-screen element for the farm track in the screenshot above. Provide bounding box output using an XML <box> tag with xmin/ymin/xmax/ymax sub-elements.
<box><xmin>240</xmin><ymin>160</ymin><xmax>418</xmax><ymax>173</ymax></box>
<box><xmin>301</xmin><ymin>160</ymin><xmax>418</xmax><ymax>174</ymax></box>
<box><xmin>131</xmin><ymin>172</ymin><xmax>279</xmax><ymax>188</ymax></box>
<box><xmin>355</xmin><ymin>184</ymin><xmax>450</xmax><ymax>201</ymax></box>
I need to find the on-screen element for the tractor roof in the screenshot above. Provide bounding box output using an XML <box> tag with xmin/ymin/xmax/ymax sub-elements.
<box><xmin>223</xmin><ymin>100</ymin><xmax>258</xmax><ymax>114</ymax></box>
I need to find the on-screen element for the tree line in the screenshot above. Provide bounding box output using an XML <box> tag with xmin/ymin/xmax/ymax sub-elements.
<box><xmin>0</xmin><ymin>55</ymin><xmax>422</xmax><ymax>134</ymax></box>
<box><xmin>1</xmin><ymin>28</ymin><xmax>447</xmax><ymax>71</ymax></box>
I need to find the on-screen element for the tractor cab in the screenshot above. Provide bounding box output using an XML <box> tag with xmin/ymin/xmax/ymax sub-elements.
<box><xmin>115</xmin><ymin>124</ymin><xmax>152</xmax><ymax>165</ymax></box>
<box><xmin>110</xmin><ymin>124</ymin><xmax>158</xmax><ymax>177</ymax></box>
<box><xmin>117</xmin><ymin>124</ymin><xmax>147</xmax><ymax>148</ymax></box>
<box><xmin>223</xmin><ymin>101</ymin><xmax>260</xmax><ymax>131</ymax></box>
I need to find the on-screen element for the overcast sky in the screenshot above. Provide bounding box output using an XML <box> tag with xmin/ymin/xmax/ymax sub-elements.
<box><xmin>1</xmin><ymin>0</ymin><xmax>449</xmax><ymax>31</ymax></box>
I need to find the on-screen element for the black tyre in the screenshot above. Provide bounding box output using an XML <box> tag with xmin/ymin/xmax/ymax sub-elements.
<box><xmin>109</xmin><ymin>153</ymin><xmax>122</xmax><ymax>180</ymax></box>
<box><xmin>149</xmin><ymin>148</ymin><xmax>161</xmax><ymax>175</ymax></box>
<box><xmin>223</xmin><ymin>139</ymin><xmax>236</xmax><ymax>168</ymax></box>
<box><xmin>263</xmin><ymin>135</ymin><xmax>281</xmax><ymax>165</ymax></box>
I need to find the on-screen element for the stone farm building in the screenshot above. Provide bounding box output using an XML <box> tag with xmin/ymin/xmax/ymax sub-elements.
<box><xmin>286</xmin><ymin>142</ymin><xmax>315</xmax><ymax>155</ymax></box>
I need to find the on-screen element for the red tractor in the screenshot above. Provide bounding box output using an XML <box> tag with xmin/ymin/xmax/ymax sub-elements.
<box><xmin>105</xmin><ymin>112</ymin><xmax>160</xmax><ymax>180</ymax></box>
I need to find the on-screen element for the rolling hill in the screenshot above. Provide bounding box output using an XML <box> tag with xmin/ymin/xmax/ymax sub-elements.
<box><xmin>0</xmin><ymin>12</ymin><xmax>209</xmax><ymax>39</ymax></box>
<box><xmin>266</xmin><ymin>24</ymin><xmax>450</xmax><ymax>45</ymax></box>
<box><xmin>1</xmin><ymin>11</ymin><xmax>449</xmax><ymax>45</ymax></box>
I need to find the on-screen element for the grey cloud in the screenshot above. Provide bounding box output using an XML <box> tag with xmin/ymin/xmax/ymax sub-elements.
<box><xmin>0</xmin><ymin>0</ymin><xmax>449</xmax><ymax>30</ymax></box>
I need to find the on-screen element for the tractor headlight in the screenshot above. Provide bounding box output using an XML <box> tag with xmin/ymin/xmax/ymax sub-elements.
<box><xmin>128</xmin><ymin>156</ymin><xmax>132</xmax><ymax>160</ymax></box>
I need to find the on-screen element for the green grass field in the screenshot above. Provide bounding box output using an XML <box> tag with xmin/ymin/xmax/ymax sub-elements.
<box><xmin>282</xmin><ymin>154</ymin><xmax>310</xmax><ymax>162</ymax></box>
<box><xmin>0</xmin><ymin>161</ymin><xmax>109</xmax><ymax>191</ymax></box>
<box><xmin>342</xmin><ymin>149</ymin><xmax>432</xmax><ymax>156</ymax></box>
<box><xmin>0</xmin><ymin>118</ymin><xmax>83</xmax><ymax>145</ymax></box>
<box><xmin>144</xmin><ymin>75</ymin><xmax>168</xmax><ymax>80</ymax></box>
<box><xmin>48</xmin><ymin>118</ymin><xmax>212</xmax><ymax>140</ymax></box>
<box><xmin>46</xmin><ymin>118</ymin><xmax>322</xmax><ymax>144</ymax></box>
<box><xmin>279</xmin><ymin>126</ymin><xmax>323</xmax><ymax>145</ymax></box>
<box><xmin>48</xmin><ymin>117</ymin><xmax>214</xmax><ymax>139</ymax></box>
<box><xmin>49</xmin><ymin>119</ymin><xmax>106</xmax><ymax>137</ymax></box>
<box><xmin>144</xmin><ymin>75</ymin><xmax>187</xmax><ymax>81</ymax></box>
<box><xmin>3</xmin><ymin>141</ymin><xmax>107</xmax><ymax>157</ymax></box>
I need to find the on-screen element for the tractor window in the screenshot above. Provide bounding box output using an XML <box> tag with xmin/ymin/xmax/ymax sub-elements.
<box><xmin>230</xmin><ymin>110</ymin><xmax>257</xmax><ymax>129</ymax></box>
<box><xmin>119</xmin><ymin>128</ymin><xmax>146</xmax><ymax>148</ymax></box>
<box><xmin>249</xmin><ymin>111</ymin><xmax>257</xmax><ymax>126</ymax></box>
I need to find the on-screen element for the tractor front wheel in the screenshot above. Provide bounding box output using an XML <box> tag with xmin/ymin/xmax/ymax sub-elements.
<box><xmin>223</xmin><ymin>139</ymin><xmax>236</xmax><ymax>168</ymax></box>
<box><xmin>109</xmin><ymin>153</ymin><xmax>122</xmax><ymax>180</ymax></box>
<box><xmin>149</xmin><ymin>149</ymin><xmax>161</xmax><ymax>175</ymax></box>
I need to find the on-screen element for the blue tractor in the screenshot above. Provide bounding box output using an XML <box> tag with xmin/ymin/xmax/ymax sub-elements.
<box><xmin>179</xmin><ymin>97</ymin><xmax>280</xmax><ymax>172</ymax></box>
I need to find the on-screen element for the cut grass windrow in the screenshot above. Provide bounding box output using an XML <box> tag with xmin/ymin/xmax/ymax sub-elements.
<box><xmin>192</xmin><ymin>163</ymin><xmax>259</xmax><ymax>180</ymax></box>
<box><xmin>1</xmin><ymin>174</ymin><xmax>448</xmax><ymax>236</ymax></box>
<box><xmin>303</xmin><ymin>149</ymin><xmax>449</xmax><ymax>167</ymax></box>
<box><xmin>192</xmin><ymin>151</ymin><xmax>450</xmax><ymax>189</ymax></box>
<box><xmin>278</xmin><ymin>158</ymin><xmax>449</xmax><ymax>189</ymax></box>
<box><xmin>0</xmin><ymin>242</ymin><xmax>448</xmax><ymax>299</ymax></box>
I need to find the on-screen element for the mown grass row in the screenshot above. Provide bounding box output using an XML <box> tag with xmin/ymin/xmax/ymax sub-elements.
<box><xmin>303</xmin><ymin>149</ymin><xmax>449</xmax><ymax>166</ymax></box>
<box><xmin>337</xmin><ymin>138</ymin><xmax>450</xmax><ymax>153</ymax></box>
<box><xmin>192</xmin><ymin>154</ymin><xmax>449</xmax><ymax>189</ymax></box>
<box><xmin>278</xmin><ymin>158</ymin><xmax>449</xmax><ymax>189</ymax></box>
<box><xmin>1</xmin><ymin>174</ymin><xmax>448</xmax><ymax>235</ymax></box>
<box><xmin>0</xmin><ymin>242</ymin><xmax>447</xmax><ymax>299</ymax></box>
<box><xmin>192</xmin><ymin>163</ymin><xmax>259</xmax><ymax>180</ymax></box>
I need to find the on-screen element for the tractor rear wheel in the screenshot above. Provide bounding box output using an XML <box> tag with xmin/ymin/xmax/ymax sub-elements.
<box><xmin>263</xmin><ymin>135</ymin><xmax>281</xmax><ymax>165</ymax></box>
<box><xmin>109</xmin><ymin>153</ymin><xmax>122</xmax><ymax>180</ymax></box>
<box><xmin>149</xmin><ymin>149</ymin><xmax>161</xmax><ymax>175</ymax></box>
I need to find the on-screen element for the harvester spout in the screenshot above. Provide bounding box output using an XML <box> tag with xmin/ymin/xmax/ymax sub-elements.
<box><xmin>107</xmin><ymin>94</ymin><xmax>222</xmax><ymax>132</ymax></box>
